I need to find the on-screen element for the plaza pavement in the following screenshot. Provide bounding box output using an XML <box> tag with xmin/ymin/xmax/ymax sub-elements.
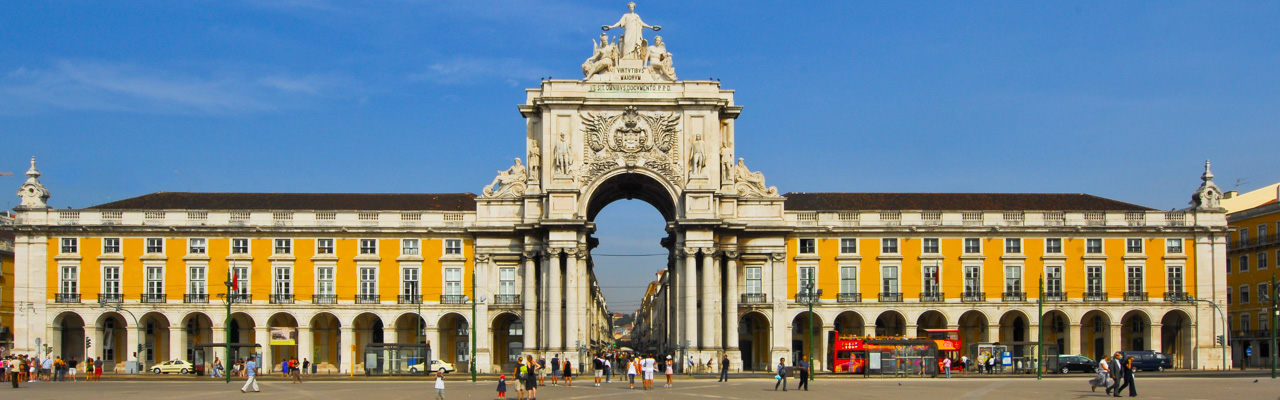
<box><xmin>5</xmin><ymin>374</ymin><xmax>1278</xmax><ymax>399</ymax></box>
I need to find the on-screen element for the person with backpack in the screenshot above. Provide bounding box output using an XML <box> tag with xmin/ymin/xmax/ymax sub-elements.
<box><xmin>549</xmin><ymin>354</ymin><xmax>560</xmax><ymax>386</ymax></box>
<box><xmin>513</xmin><ymin>358</ymin><xmax>527</xmax><ymax>400</ymax></box>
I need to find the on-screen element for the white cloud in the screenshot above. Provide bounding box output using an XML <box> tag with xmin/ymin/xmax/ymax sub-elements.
<box><xmin>410</xmin><ymin>57</ymin><xmax>552</xmax><ymax>86</ymax></box>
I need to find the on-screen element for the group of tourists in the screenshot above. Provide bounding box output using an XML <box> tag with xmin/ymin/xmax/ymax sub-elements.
<box><xmin>279</xmin><ymin>357</ymin><xmax>305</xmax><ymax>383</ymax></box>
<box><xmin>4</xmin><ymin>354</ymin><xmax>105</xmax><ymax>388</ymax></box>
<box><xmin>773</xmin><ymin>355</ymin><xmax>813</xmax><ymax>392</ymax></box>
<box><xmin>489</xmin><ymin>352</ymin><xmax>693</xmax><ymax>399</ymax></box>
<box><xmin>1089</xmin><ymin>352</ymin><xmax>1138</xmax><ymax>397</ymax></box>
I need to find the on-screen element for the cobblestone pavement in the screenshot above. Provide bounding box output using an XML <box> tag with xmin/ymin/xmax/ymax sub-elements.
<box><xmin>4</xmin><ymin>375</ymin><xmax>1277</xmax><ymax>399</ymax></box>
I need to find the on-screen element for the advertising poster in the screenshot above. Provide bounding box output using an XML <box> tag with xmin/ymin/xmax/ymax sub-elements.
<box><xmin>270</xmin><ymin>327</ymin><xmax>298</xmax><ymax>346</ymax></box>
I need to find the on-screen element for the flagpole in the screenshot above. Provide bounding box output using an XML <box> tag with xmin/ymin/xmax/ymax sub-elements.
<box><xmin>224</xmin><ymin>265</ymin><xmax>234</xmax><ymax>383</ymax></box>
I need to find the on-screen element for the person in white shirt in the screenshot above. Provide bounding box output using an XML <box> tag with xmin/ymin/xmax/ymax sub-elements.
<box><xmin>240</xmin><ymin>358</ymin><xmax>259</xmax><ymax>393</ymax></box>
<box><xmin>626</xmin><ymin>356</ymin><xmax>637</xmax><ymax>389</ymax></box>
<box><xmin>434</xmin><ymin>369</ymin><xmax>446</xmax><ymax>400</ymax></box>
<box><xmin>642</xmin><ymin>355</ymin><xmax>655</xmax><ymax>390</ymax></box>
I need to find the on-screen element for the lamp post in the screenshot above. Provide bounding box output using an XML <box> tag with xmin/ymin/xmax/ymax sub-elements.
<box><xmin>1037</xmin><ymin>277</ymin><xmax>1043</xmax><ymax>380</ymax></box>
<box><xmin>222</xmin><ymin>267</ymin><xmax>235</xmax><ymax>383</ymax></box>
<box><xmin>805</xmin><ymin>282</ymin><xmax>822</xmax><ymax>381</ymax></box>
<box><xmin>465</xmin><ymin>293</ymin><xmax>487</xmax><ymax>382</ymax></box>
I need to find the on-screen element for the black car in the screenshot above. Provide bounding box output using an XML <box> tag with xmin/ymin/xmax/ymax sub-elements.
<box><xmin>1055</xmin><ymin>355</ymin><xmax>1097</xmax><ymax>374</ymax></box>
<box><xmin>1119</xmin><ymin>351</ymin><xmax>1172</xmax><ymax>372</ymax></box>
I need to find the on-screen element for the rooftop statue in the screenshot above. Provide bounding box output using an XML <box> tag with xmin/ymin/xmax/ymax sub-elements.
<box><xmin>602</xmin><ymin>2</ymin><xmax>661</xmax><ymax>60</ymax></box>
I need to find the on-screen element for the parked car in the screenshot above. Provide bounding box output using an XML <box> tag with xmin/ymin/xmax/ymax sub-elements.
<box><xmin>1055</xmin><ymin>354</ymin><xmax>1097</xmax><ymax>374</ymax></box>
<box><xmin>152</xmin><ymin>359</ymin><xmax>196</xmax><ymax>374</ymax></box>
<box><xmin>1119</xmin><ymin>350</ymin><xmax>1172</xmax><ymax>371</ymax></box>
<box><xmin>408</xmin><ymin>359</ymin><xmax>456</xmax><ymax>374</ymax></box>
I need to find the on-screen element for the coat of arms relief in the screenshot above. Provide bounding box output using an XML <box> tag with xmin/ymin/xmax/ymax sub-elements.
<box><xmin>578</xmin><ymin>106</ymin><xmax>683</xmax><ymax>187</ymax></box>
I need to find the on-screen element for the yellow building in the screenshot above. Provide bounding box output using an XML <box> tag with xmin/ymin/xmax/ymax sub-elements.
<box><xmin>1225</xmin><ymin>183</ymin><xmax>1280</xmax><ymax>368</ymax></box>
<box><xmin>1</xmin><ymin>212</ymin><xmax>14</xmax><ymax>352</ymax></box>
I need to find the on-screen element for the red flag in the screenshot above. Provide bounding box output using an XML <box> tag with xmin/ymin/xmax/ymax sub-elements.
<box><xmin>232</xmin><ymin>270</ymin><xmax>239</xmax><ymax>292</ymax></box>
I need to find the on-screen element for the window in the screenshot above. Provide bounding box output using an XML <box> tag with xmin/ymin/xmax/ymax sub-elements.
<box><xmin>188</xmin><ymin>265</ymin><xmax>207</xmax><ymax>295</ymax></box>
<box><xmin>146</xmin><ymin>266</ymin><xmax>164</xmax><ymax>295</ymax></box>
<box><xmin>1240</xmin><ymin>285</ymin><xmax>1250</xmax><ymax>304</ymax></box>
<box><xmin>1126</xmin><ymin>238</ymin><xmax>1143</xmax><ymax>253</ymax></box>
<box><xmin>1261</xmin><ymin>283</ymin><xmax>1270</xmax><ymax>303</ymax></box>
<box><xmin>316</xmin><ymin>266</ymin><xmax>335</xmax><ymax>295</ymax></box>
<box><xmin>317</xmin><ymin>239</ymin><xmax>334</xmax><ymax>255</ymax></box>
<box><xmin>61</xmin><ymin>238</ymin><xmax>78</xmax><ymax>254</ymax></box>
<box><xmin>1046</xmin><ymin>266</ymin><xmax>1063</xmax><ymax>294</ymax></box>
<box><xmin>964</xmin><ymin>238</ymin><xmax>981</xmax><ymax>254</ymax></box>
<box><xmin>445</xmin><ymin>239</ymin><xmax>463</xmax><ymax>255</ymax></box>
<box><xmin>798</xmin><ymin>266</ymin><xmax>815</xmax><ymax>290</ymax></box>
<box><xmin>1126</xmin><ymin>266</ymin><xmax>1143</xmax><ymax>293</ymax></box>
<box><xmin>922</xmin><ymin>265</ymin><xmax>940</xmax><ymax>295</ymax></box>
<box><xmin>1241</xmin><ymin>228</ymin><xmax>1250</xmax><ymax>242</ymax></box>
<box><xmin>798</xmin><ymin>238</ymin><xmax>816</xmax><ymax>254</ymax></box>
<box><xmin>274</xmin><ymin>267</ymin><xmax>291</xmax><ymax>295</ymax></box>
<box><xmin>839</xmin><ymin>266</ymin><xmax>857</xmax><ymax>294</ymax></box>
<box><xmin>922</xmin><ymin>238</ymin><xmax>939</xmax><ymax>254</ymax></box>
<box><xmin>1227</xmin><ymin>287</ymin><xmax>1232</xmax><ymax>305</ymax></box>
<box><xmin>1005</xmin><ymin>238</ymin><xmax>1021</xmax><ymax>254</ymax></box>
<box><xmin>840</xmin><ymin>238</ymin><xmax>857</xmax><ymax>254</ymax></box>
<box><xmin>444</xmin><ymin>267</ymin><xmax>463</xmax><ymax>296</ymax></box>
<box><xmin>1260</xmin><ymin>252</ymin><xmax>1268</xmax><ymax>271</ymax></box>
<box><xmin>745</xmin><ymin>266</ymin><xmax>762</xmax><ymax>294</ymax></box>
<box><xmin>60</xmin><ymin>265</ymin><xmax>78</xmax><ymax>294</ymax></box>
<box><xmin>1260</xmin><ymin>224</ymin><xmax>1269</xmax><ymax>241</ymax></box>
<box><xmin>146</xmin><ymin>238</ymin><xmax>164</xmax><ymax>253</ymax></box>
<box><xmin>231</xmin><ymin>238</ymin><xmax>249</xmax><ymax>254</ymax></box>
<box><xmin>498</xmin><ymin>267</ymin><xmax>515</xmax><ymax>295</ymax></box>
<box><xmin>402</xmin><ymin>239</ymin><xmax>420</xmax><ymax>255</ymax></box>
<box><xmin>233</xmin><ymin>265</ymin><xmax>250</xmax><ymax>295</ymax></box>
<box><xmin>103</xmin><ymin>238</ymin><xmax>121</xmax><ymax>254</ymax></box>
<box><xmin>359</xmin><ymin>239</ymin><xmax>378</xmax><ymax>255</ymax></box>
<box><xmin>1045</xmin><ymin>238</ymin><xmax>1062</xmax><ymax>254</ymax></box>
<box><xmin>1242</xmin><ymin>314</ymin><xmax>1251</xmax><ymax>332</ymax></box>
<box><xmin>359</xmin><ymin>267</ymin><xmax>378</xmax><ymax>295</ymax></box>
<box><xmin>1086</xmin><ymin>266</ymin><xmax>1103</xmax><ymax>294</ymax></box>
<box><xmin>1241</xmin><ymin>255</ymin><xmax>1250</xmax><ymax>272</ymax></box>
<box><xmin>103</xmin><ymin>266</ymin><xmax>121</xmax><ymax>294</ymax></box>
<box><xmin>1167</xmin><ymin>266</ymin><xmax>1183</xmax><ymax>294</ymax></box>
<box><xmin>1086</xmin><ymin>238</ymin><xmax>1103</xmax><ymax>254</ymax></box>
<box><xmin>1166</xmin><ymin>239</ymin><xmax>1182</xmax><ymax>254</ymax></box>
<box><xmin>274</xmin><ymin>239</ymin><xmax>291</xmax><ymax>254</ymax></box>
<box><xmin>964</xmin><ymin>266</ymin><xmax>981</xmax><ymax>294</ymax></box>
<box><xmin>1005</xmin><ymin>266</ymin><xmax>1022</xmax><ymax>293</ymax></box>
<box><xmin>882</xmin><ymin>266</ymin><xmax>899</xmax><ymax>294</ymax></box>
<box><xmin>881</xmin><ymin>238</ymin><xmax>898</xmax><ymax>254</ymax></box>
<box><xmin>188</xmin><ymin>238</ymin><xmax>206</xmax><ymax>254</ymax></box>
<box><xmin>403</xmin><ymin>267</ymin><xmax>421</xmax><ymax>297</ymax></box>
<box><xmin>1227</xmin><ymin>257</ymin><xmax>1232</xmax><ymax>274</ymax></box>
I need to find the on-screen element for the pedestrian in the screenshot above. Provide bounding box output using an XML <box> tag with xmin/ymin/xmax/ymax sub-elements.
<box><xmin>942</xmin><ymin>357</ymin><xmax>951</xmax><ymax>379</ymax></box>
<box><xmin>642</xmin><ymin>354</ymin><xmax>655</xmax><ymax>390</ymax></box>
<box><xmin>434</xmin><ymin>369</ymin><xmax>446</xmax><ymax>400</ymax></box>
<box><xmin>664</xmin><ymin>355</ymin><xmax>674</xmax><ymax>387</ymax></box>
<box><xmin>8</xmin><ymin>356</ymin><xmax>19</xmax><ymax>388</ymax></box>
<box><xmin>53</xmin><ymin>356</ymin><xmax>65</xmax><ymax>381</ymax></box>
<box><xmin>550</xmin><ymin>354</ymin><xmax>560</xmax><ymax>386</ymax></box>
<box><xmin>797</xmin><ymin>355</ymin><xmax>811</xmax><ymax>391</ymax></box>
<box><xmin>1116</xmin><ymin>355</ymin><xmax>1136</xmax><ymax>397</ymax></box>
<box><xmin>41</xmin><ymin>355</ymin><xmax>53</xmax><ymax>381</ymax></box>
<box><xmin>513</xmin><ymin>358</ymin><xmax>526</xmax><ymax>400</ymax></box>
<box><xmin>774</xmin><ymin>357</ymin><xmax>787</xmax><ymax>391</ymax></box>
<box><xmin>212</xmin><ymin>357</ymin><xmax>223</xmax><ymax>379</ymax></box>
<box><xmin>497</xmin><ymin>374</ymin><xmax>507</xmax><ymax>399</ymax></box>
<box><xmin>626</xmin><ymin>356</ymin><xmax>637</xmax><ymax>389</ymax></box>
<box><xmin>85</xmin><ymin>357</ymin><xmax>94</xmax><ymax>382</ymax></box>
<box><xmin>301</xmin><ymin>358</ymin><xmax>309</xmax><ymax>376</ymax></box>
<box><xmin>524</xmin><ymin>355</ymin><xmax>538</xmax><ymax>400</ymax></box>
<box><xmin>281</xmin><ymin>358</ymin><xmax>288</xmax><ymax>378</ymax></box>
<box><xmin>959</xmin><ymin>355</ymin><xmax>968</xmax><ymax>374</ymax></box>
<box><xmin>718</xmin><ymin>354</ymin><xmax>729</xmax><ymax>382</ymax></box>
<box><xmin>291</xmin><ymin>358</ymin><xmax>301</xmax><ymax>383</ymax></box>
<box><xmin>68</xmin><ymin>357</ymin><xmax>78</xmax><ymax>382</ymax></box>
<box><xmin>93</xmin><ymin>357</ymin><xmax>103</xmax><ymax>381</ymax></box>
<box><xmin>687</xmin><ymin>355</ymin><xmax>695</xmax><ymax>375</ymax></box>
<box><xmin>563</xmin><ymin>358</ymin><xmax>574</xmax><ymax>387</ymax></box>
<box><xmin>1107</xmin><ymin>352</ymin><xmax>1123</xmax><ymax>396</ymax></box>
<box><xmin>604</xmin><ymin>357</ymin><xmax>612</xmax><ymax>383</ymax></box>
<box><xmin>240</xmin><ymin>357</ymin><xmax>259</xmax><ymax>393</ymax></box>
<box><xmin>1090</xmin><ymin>354</ymin><xmax>1111</xmax><ymax>393</ymax></box>
<box><xmin>537</xmin><ymin>356</ymin><xmax>547</xmax><ymax>386</ymax></box>
<box><xmin>593</xmin><ymin>354</ymin><xmax>603</xmax><ymax>387</ymax></box>
<box><xmin>986</xmin><ymin>354</ymin><xmax>996</xmax><ymax>374</ymax></box>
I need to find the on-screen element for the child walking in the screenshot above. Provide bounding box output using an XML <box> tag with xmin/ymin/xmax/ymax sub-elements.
<box><xmin>497</xmin><ymin>374</ymin><xmax>507</xmax><ymax>399</ymax></box>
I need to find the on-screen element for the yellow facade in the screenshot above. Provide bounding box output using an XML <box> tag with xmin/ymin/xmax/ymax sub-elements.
<box><xmin>1225</xmin><ymin>197</ymin><xmax>1280</xmax><ymax>367</ymax></box>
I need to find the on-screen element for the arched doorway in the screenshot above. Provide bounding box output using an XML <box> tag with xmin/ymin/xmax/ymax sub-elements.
<box><xmin>958</xmin><ymin>310</ymin><xmax>988</xmax><ymax>359</ymax></box>
<box><xmin>309</xmin><ymin>312</ymin><xmax>341</xmax><ymax>373</ymax></box>
<box><xmin>998</xmin><ymin>310</ymin><xmax>1030</xmax><ymax>356</ymax></box>
<box><xmin>738</xmin><ymin>311</ymin><xmax>770</xmax><ymax>371</ymax></box>
<box><xmin>437</xmin><ymin>313</ymin><xmax>469</xmax><ymax>373</ymax></box>
<box><xmin>180</xmin><ymin>312</ymin><xmax>214</xmax><ymax>362</ymax></box>
<box><xmin>353</xmin><ymin>312</ymin><xmax>385</xmax><ymax>374</ymax></box>
<box><xmin>393</xmin><ymin>312</ymin><xmax>426</xmax><ymax>345</ymax></box>
<box><xmin>267</xmin><ymin>313</ymin><xmax>299</xmax><ymax>371</ymax></box>
<box><xmin>1080</xmin><ymin>310</ymin><xmax>1112</xmax><ymax>361</ymax></box>
<box><xmin>54</xmin><ymin>312</ymin><xmax>86</xmax><ymax>361</ymax></box>
<box><xmin>139</xmin><ymin>312</ymin><xmax>171</xmax><ymax>368</ymax></box>
<box><xmin>95</xmin><ymin>312</ymin><xmax>128</xmax><ymax>372</ymax></box>
<box><xmin>1120</xmin><ymin>310</ymin><xmax>1150</xmax><ymax>351</ymax></box>
<box><xmin>791</xmin><ymin>312</ymin><xmax>824</xmax><ymax>370</ymax></box>
<box><xmin>228</xmin><ymin>312</ymin><xmax>256</xmax><ymax>362</ymax></box>
<box><xmin>492</xmin><ymin>313</ymin><xmax>523</xmax><ymax>372</ymax></box>
<box><xmin>875</xmin><ymin>310</ymin><xmax>906</xmax><ymax>337</ymax></box>
<box><xmin>1161</xmin><ymin>310</ymin><xmax>1192</xmax><ymax>368</ymax></box>
<box><xmin>833</xmin><ymin>311</ymin><xmax>864</xmax><ymax>337</ymax></box>
<box><xmin>915</xmin><ymin>310</ymin><xmax>947</xmax><ymax>338</ymax></box>
<box><xmin>1042</xmin><ymin>310</ymin><xmax>1071</xmax><ymax>356</ymax></box>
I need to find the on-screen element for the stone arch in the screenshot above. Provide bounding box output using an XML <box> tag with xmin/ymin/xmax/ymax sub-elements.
<box><xmin>227</xmin><ymin>312</ymin><xmax>257</xmax><ymax>362</ymax></box>
<box><xmin>491</xmin><ymin>312</ymin><xmax>523</xmax><ymax>372</ymax></box>
<box><xmin>791</xmin><ymin>311</ymin><xmax>825</xmax><ymax>369</ymax></box>
<box><xmin>267</xmin><ymin>312</ymin><xmax>300</xmax><ymax>369</ymax></box>
<box><xmin>958</xmin><ymin>310</ymin><xmax>989</xmax><ymax>359</ymax></box>
<box><xmin>392</xmin><ymin>312</ymin><xmax>427</xmax><ymax>345</ymax></box>
<box><xmin>998</xmin><ymin>310</ymin><xmax>1031</xmax><ymax>357</ymax></box>
<box><xmin>738</xmin><ymin>311</ymin><xmax>771</xmax><ymax>371</ymax></box>
<box><xmin>875</xmin><ymin>310</ymin><xmax>907</xmax><ymax>337</ymax></box>
<box><xmin>833</xmin><ymin>311</ymin><xmax>865</xmax><ymax>337</ymax></box>
<box><xmin>1080</xmin><ymin>310</ymin><xmax>1112</xmax><ymax>361</ymax></box>
<box><xmin>179</xmin><ymin>312</ymin><xmax>215</xmax><ymax>362</ymax></box>
<box><xmin>582</xmin><ymin>168</ymin><xmax>681</xmax><ymax>222</ymax></box>
<box><xmin>53</xmin><ymin>311</ymin><xmax>87</xmax><ymax>361</ymax></box>
<box><xmin>436</xmin><ymin>312</ymin><xmax>470</xmax><ymax>371</ymax></box>
<box><xmin>1160</xmin><ymin>309</ymin><xmax>1193</xmax><ymax>369</ymax></box>
<box><xmin>95</xmin><ymin>311</ymin><xmax>129</xmax><ymax>370</ymax></box>
<box><xmin>1120</xmin><ymin>309</ymin><xmax>1152</xmax><ymax>351</ymax></box>
<box><xmin>309</xmin><ymin>312</ymin><xmax>342</xmax><ymax>372</ymax></box>
<box><xmin>1041</xmin><ymin>309</ymin><xmax>1071</xmax><ymax>356</ymax></box>
<box><xmin>915</xmin><ymin>310</ymin><xmax>948</xmax><ymax>338</ymax></box>
<box><xmin>139</xmin><ymin>311</ymin><xmax>172</xmax><ymax>367</ymax></box>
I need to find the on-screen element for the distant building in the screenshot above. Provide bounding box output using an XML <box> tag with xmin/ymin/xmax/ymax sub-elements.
<box><xmin>1224</xmin><ymin>183</ymin><xmax>1280</xmax><ymax>368</ymax></box>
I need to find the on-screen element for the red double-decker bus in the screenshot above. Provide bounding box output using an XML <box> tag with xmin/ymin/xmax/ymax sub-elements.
<box><xmin>828</xmin><ymin>330</ymin><xmax>962</xmax><ymax>373</ymax></box>
<box><xmin>922</xmin><ymin>329</ymin><xmax>963</xmax><ymax>370</ymax></box>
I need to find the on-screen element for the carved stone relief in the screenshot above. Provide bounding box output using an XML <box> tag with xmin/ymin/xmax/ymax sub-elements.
<box><xmin>481</xmin><ymin>158</ymin><xmax>528</xmax><ymax>198</ymax></box>
<box><xmin>578</xmin><ymin>106</ymin><xmax>682</xmax><ymax>187</ymax></box>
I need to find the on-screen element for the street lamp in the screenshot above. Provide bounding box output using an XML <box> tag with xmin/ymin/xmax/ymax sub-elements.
<box><xmin>464</xmin><ymin>293</ymin><xmax>487</xmax><ymax>382</ymax></box>
<box><xmin>805</xmin><ymin>282</ymin><xmax>822</xmax><ymax>381</ymax></box>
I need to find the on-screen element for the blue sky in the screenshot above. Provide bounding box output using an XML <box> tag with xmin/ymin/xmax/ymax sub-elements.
<box><xmin>3</xmin><ymin>1</ymin><xmax>1278</xmax><ymax>312</ymax></box>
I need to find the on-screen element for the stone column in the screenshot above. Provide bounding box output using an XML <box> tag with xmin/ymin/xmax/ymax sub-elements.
<box><xmin>125</xmin><ymin>326</ymin><xmax>140</xmax><ymax>372</ymax></box>
<box><xmin>339</xmin><ymin>326</ymin><xmax>354</xmax><ymax>374</ymax></box>
<box><xmin>211</xmin><ymin>326</ymin><xmax>226</xmax><ymax>365</ymax></box>
<box><xmin>1066</xmin><ymin>323</ymin><xmax>1081</xmax><ymax>356</ymax></box>
<box><xmin>169</xmin><ymin>326</ymin><xmax>186</xmax><ymax>366</ymax></box>
<box><xmin>256</xmin><ymin>326</ymin><xmax>272</xmax><ymax>373</ymax></box>
<box><xmin>724</xmin><ymin>253</ymin><xmax>740</xmax><ymax>350</ymax></box>
<box><xmin>564</xmin><ymin>250</ymin><xmax>582</xmax><ymax>353</ymax></box>
<box><xmin>1149</xmin><ymin>323</ymin><xmax>1162</xmax><ymax>353</ymax></box>
<box><xmin>548</xmin><ymin>250</ymin><xmax>562</xmax><ymax>352</ymax></box>
<box><xmin>684</xmin><ymin>247</ymin><xmax>699</xmax><ymax>350</ymax></box>
<box><xmin>1109</xmin><ymin>323</ymin><xmax>1122</xmax><ymax>356</ymax></box>
<box><xmin>425</xmin><ymin>326</ymin><xmax>441</xmax><ymax>364</ymax></box>
<box><xmin>523</xmin><ymin>252</ymin><xmax>538</xmax><ymax>353</ymax></box>
<box><xmin>700</xmin><ymin>249</ymin><xmax>716</xmax><ymax>350</ymax></box>
<box><xmin>297</xmin><ymin>326</ymin><xmax>313</xmax><ymax>369</ymax></box>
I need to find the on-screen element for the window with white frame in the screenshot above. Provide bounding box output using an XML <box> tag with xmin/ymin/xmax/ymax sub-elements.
<box><xmin>60</xmin><ymin>265</ymin><xmax>78</xmax><ymax>294</ymax></box>
<box><xmin>103</xmin><ymin>266</ymin><xmax>121</xmax><ymax>294</ymax></box>
<box><xmin>146</xmin><ymin>238</ymin><xmax>163</xmax><ymax>253</ymax></box>
<box><xmin>964</xmin><ymin>238</ymin><xmax>981</xmax><ymax>254</ymax></box>
<box><xmin>1086</xmin><ymin>266</ymin><xmax>1103</xmax><ymax>294</ymax></box>
<box><xmin>840</xmin><ymin>238</ymin><xmax>857</xmax><ymax>254</ymax></box>
<box><xmin>1126</xmin><ymin>266</ymin><xmax>1143</xmax><ymax>293</ymax></box>
<box><xmin>1005</xmin><ymin>238</ymin><xmax>1021</xmax><ymax>254</ymax></box>
<box><xmin>1242</xmin><ymin>255</ymin><xmax>1250</xmax><ymax>272</ymax></box>
<box><xmin>1241</xmin><ymin>228</ymin><xmax>1250</xmax><ymax>242</ymax></box>
<box><xmin>798</xmin><ymin>238</ymin><xmax>816</xmax><ymax>254</ymax></box>
<box><xmin>798</xmin><ymin>266</ymin><xmax>816</xmax><ymax>291</ymax></box>
<box><xmin>1045</xmin><ymin>266</ymin><xmax>1062</xmax><ymax>294</ymax></box>
<box><xmin>745</xmin><ymin>266</ymin><xmax>763</xmax><ymax>294</ymax></box>
<box><xmin>316</xmin><ymin>266</ymin><xmax>335</xmax><ymax>295</ymax></box>
<box><xmin>404</xmin><ymin>267</ymin><xmax>421</xmax><ymax>297</ymax></box>
<box><xmin>923</xmin><ymin>264</ymin><xmax>940</xmax><ymax>295</ymax></box>
<box><xmin>274</xmin><ymin>239</ymin><xmax>291</xmax><ymax>254</ymax></box>
<box><xmin>499</xmin><ymin>267</ymin><xmax>516</xmax><ymax>295</ymax></box>
<box><xmin>359</xmin><ymin>239</ymin><xmax>378</xmax><ymax>255</ymax></box>
<box><xmin>103</xmin><ymin>238</ymin><xmax>121</xmax><ymax>254</ymax></box>
<box><xmin>274</xmin><ymin>266</ymin><xmax>292</xmax><ymax>295</ymax></box>
<box><xmin>445</xmin><ymin>239</ymin><xmax>463</xmax><ymax>255</ymax></box>
<box><xmin>402</xmin><ymin>239</ymin><xmax>420</xmax><ymax>255</ymax></box>
<box><xmin>1167</xmin><ymin>266</ymin><xmax>1183</xmax><ymax>294</ymax></box>
<box><xmin>61</xmin><ymin>238</ymin><xmax>78</xmax><ymax>254</ymax></box>
<box><xmin>922</xmin><ymin>238</ymin><xmax>939</xmax><ymax>254</ymax></box>
<box><xmin>188</xmin><ymin>238</ymin><xmax>206</xmax><ymax>254</ymax></box>
<box><xmin>1166</xmin><ymin>238</ymin><xmax>1182</xmax><ymax>254</ymax></box>
<box><xmin>1005</xmin><ymin>265</ymin><xmax>1022</xmax><ymax>294</ymax></box>
<box><xmin>231</xmin><ymin>238</ymin><xmax>249</xmax><ymax>254</ymax></box>
<box><xmin>359</xmin><ymin>267</ymin><xmax>378</xmax><ymax>295</ymax></box>
<box><xmin>882</xmin><ymin>265</ymin><xmax>899</xmax><ymax>294</ymax></box>
<box><xmin>1259</xmin><ymin>252</ymin><xmax>1268</xmax><ymax>270</ymax></box>
<box><xmin>1086</xmin><ymin>238</ymin><xmax>1103</xmax><ymax>254</ymax></box>
<box><xmin>1260</xmin><ymin>283</ymin><xmax>1270</xmax><ymax>304</ymax></box>
<box><xmin>317</xmin><ymin>239</ymin><xmax>335</xmax><ymax>254</ymax></box>
<box><xmin>146</xmin><ymin>266</ymin><xmax>164</xmax><ymax>296</ymax></box>
<box><xmin>1240</xmin><ymin>285</ymin><xmax>1250</xmax><ymax>303</ymax></box>
<box><xmin>963</xmin><ymin>266</ymin><xmax>981</xmax><ymax>294</ymax></box>
<box><xmin>444</xmin><ymin>267</ymin><xmax>463</xmax><ymax>295</ymax></box>
<box><xmin>1242</xmin><ymin>314</ymin><xmax>1251</xmax><ymax>332</ymax></box>
<box><xmin>1126</xmin><ymin>238</ymin><xmax>1143</xmax><ymax>253</ymax></box>
<box><xmin>881</xmin><ymin>238</ymin><xmax>898</xmax><ymax>254</ymax></box>
<box><xmin>188</xmin><ymin>265</ymin><xmax>206</xmax><ymax>296</ymax></box>
<box><xmin>1262</xmin><ymin>314</ymin><xmax>1270</xmax><ymax>335</ymax></box>
<box><xmin>1045</xmin><ymin>238</ymin><xmax>1062</xmax><ymax>254</ymax></box>
<box><xmin>233</xmin><ymin>265</ymin><xmax>250</xmax><ymax>295</ymax></box>
<box><xmin>839</xmin><ymin>266</ymin><xmax>857</xmax><ymax>294</ymax></box>
<box><xmin>1262</xmin><ymin>224</ymin><xmax>1270</xmax><ymax>241</ymax></box>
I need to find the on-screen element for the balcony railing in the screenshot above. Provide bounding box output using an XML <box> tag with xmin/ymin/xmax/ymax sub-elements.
<box><xmin>1002</xmin><ymin>292</ymin><xmax>1026</xmax><ymax>302</ymax></box>
<box><xmin>837</xmin><ymin>293</ymin><xmax>862</xmax><ymax>303</ymax></box>
<box><xmin>879</xmin><ymin>293</ymin><xmax>903</xmax><ymax>302</ymax></box>
<box><xmin>440</xmin><ymin>295</ymin><xmax>467</xmax><ymax>304</ymax></box>
<box><xmin>1124</xmin><ymin>291</ymin><xmax>1148</xmax><ymax>302</ymax></box>
<box><xmin>961</xmin><ymin>292</ymin><xmax>986</xmax><ymax>303</ymax></box>
<box><xmin>356</xmin><ymin>294</ymin><xmax>381</xmax><ymax>304</ymax></box>
<box><xmin>270</xmin><ymin>294</ymin><xmax>295</xmax><ymax>304</ymax></box>
<box><xmin>740</xmin><ymin>293</ymin><xmax>769</xmax><ymax>304</ymax></box>
<box><xmin>98</xmin><ymin>293</ymin><xmax>123</xmax><ymax>304</ymax></box>
<box><xmin>1043</xmin><ymin>292</ymin><xmax>1067</xmax><ymax>302</ymax></box>
<box><xmin>184</xmin><ymin>294</ymin><xmax>209</xmax><ymax>304</ymax></box>
<box><xmin>230</xmin><ymin>293</ymin><xmax>252</xmax><ymax>304</ymax></box>
<box><xmin>142</xmin><ymin>293</ymin><xmax>166</xmax><ymax>303</ymax></box>
<box><xmin>1084</xmin><ymin>292</ymin><xmax>1109</xmax><ymax>302</ymax></box>
<box><xmin>312</xmin><ymin>294</ymin><xmax>337</xmax><ymax>304</ymax></box>
<box><xmin>1163</xmin><ymin>292</ymin><xmax>1190</xmax><ymax>302</ymax></box>
<box><xmin>398</xmin><ymin>294</ymin><xmax>422</xmax><ymax>304</ymax></box>
<box><xmin>919</xmin><ymin>292</ymin><xmax>944</xmax><ymax>302</ymax></box>
<box><xmin>56</xmin><ymin>293</ymin><xmax>81</xmax><ymax>303</ymax></box>
<box><xmin>494</xmin><ymin>294</ymin><xmax>521</xmax><ymax>305</ymax></box>
<box><xmin>794</xmin><ymin>292</ymin><xmax>819</xmax><ymax>305</ymax></box>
